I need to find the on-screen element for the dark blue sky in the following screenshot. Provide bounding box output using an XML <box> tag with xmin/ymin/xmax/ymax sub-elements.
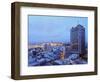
<box><xmin>28</xmin><ymin>15</ymin><xmax>88</xmax><ymax>44</ymax></box>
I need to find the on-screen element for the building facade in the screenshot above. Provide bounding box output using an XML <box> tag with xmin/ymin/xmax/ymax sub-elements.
<box><xmin>70</xmin><ymin>24</ymin><xmax>85</xmax><ymax>54</ymax></box>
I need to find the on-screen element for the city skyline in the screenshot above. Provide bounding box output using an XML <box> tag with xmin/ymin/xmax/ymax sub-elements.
<box><xmin>28</xmin><ymin>15</ymin><xmax>88</xmax><ymax>44</ymax></box>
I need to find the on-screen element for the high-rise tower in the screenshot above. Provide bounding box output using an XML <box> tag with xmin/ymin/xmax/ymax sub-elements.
<box><xmin>70</xmin><ymin>24</ymin><xmax>85</xmax><ymax>54</ymax></box>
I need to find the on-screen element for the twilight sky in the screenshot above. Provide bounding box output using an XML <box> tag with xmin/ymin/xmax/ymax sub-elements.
<box><xmin>28</xmin><ymin>15</ymin><xmax>88</xmax><ymax>44</ymax></box>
